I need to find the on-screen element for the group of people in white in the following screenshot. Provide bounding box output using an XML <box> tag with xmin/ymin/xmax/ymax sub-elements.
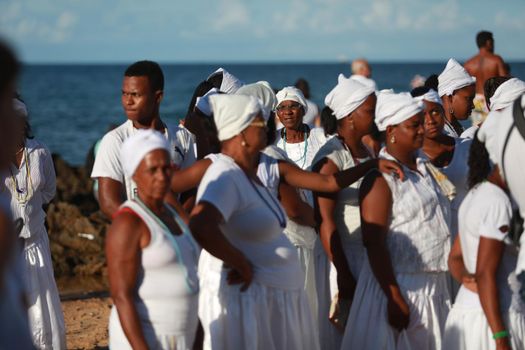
<box><xmin>1</xmin><ymin>39</ymin><xmax>525</xmax><ymax>350</ymax></box>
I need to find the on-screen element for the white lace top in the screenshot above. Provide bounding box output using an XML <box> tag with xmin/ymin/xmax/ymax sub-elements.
<box><xmin>380</xmin><ymin>148</ymin><xmax>451</xmax><ymax>273</ymax></box>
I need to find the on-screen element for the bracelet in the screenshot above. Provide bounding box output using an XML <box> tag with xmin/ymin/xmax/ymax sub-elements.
<box><xmin>493</xmin><ymin>330</ymin><xmax>509</xmax><ymax>340</ymax></box>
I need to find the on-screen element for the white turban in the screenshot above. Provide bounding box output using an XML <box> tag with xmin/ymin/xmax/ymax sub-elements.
<box><xmin>121</xmin><ymin>129</ymin><xmax>170</xmax><ymax>177</ymax></box>
<box><xmin>276</xmin><ymin>86</ymin><xmax>308</xmax><ymax>113</ymax></box>
<box><xmin>210</xmin><ymin>94</ymin><xmax>261</xmax><ymax>141</ymax></box>
<box><xmin>325</xmin><ymin>74</ymin><xmax>375</xmax><ymax>120</ymax></box>
<box><xmin>195</xmin><ymin>88</ymin><xmax>220</xmax><ymax>116</ymax></box>
<box><xmin>207</xmin><ymin>68</ymin><xmax>244</xmax><ymax>94</ymax></box>
<box><xmin>375</xmin><ymin>90</ymin><xmax>424</xmax><ymax>131</ymax></box>
<box><xmin>13</xmin><ymin>98</ymin><xmax>28</xmax><ymax>118</ymax></box>
<box><xmin>438</xmin><ymin>58</ymin><xmax>475</xmax><ymax>97</ymax></box>
<box><xmin>236</xmin><ymin>81</ymin><xmax>276</xmax><ymax>121</ymax></box>
<box><xmin>490</xmin><ymin>78</ymin><xmax>525</xmax><ymax>111</ymax></box>
<box><xmin>414</xmin><ymin>89</ymin><xmax>442</xmax><ymax>106</ymax></box>
<box><xmin>349</xmin><ymin>74</ymin><xmax>378</xmax><ymax>91</ymax></box>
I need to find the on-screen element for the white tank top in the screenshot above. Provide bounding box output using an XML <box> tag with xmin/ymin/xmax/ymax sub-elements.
<box><xmin>121</xmin><ymin>199</ymin><xmax>200</xmax><ymax>333</ymax></box>
<box><xmin>380</xmin><ymin>149</ymin><xmax>451</xmax><ymax>274</ymax></box>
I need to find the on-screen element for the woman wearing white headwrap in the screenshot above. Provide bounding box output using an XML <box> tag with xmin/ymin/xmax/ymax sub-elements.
<box><xmin>341</xmin><ymin>90</ymin><xmax>452</xmax><ymax>349</ymax></box>
<box><xmin>206</xmin><ymin>67</ymin><xmax>243</xmax><ymax>94</ymax></box>
<box><xmin>413</xmin><ymin>88</ymin><xmax>471</xmax><ymax>241</ymax></box>
<box><xmin>189</xmin><ymin>94</ymin><xmax>319</xmax><ymax>350</ymax></box>
<box><xmin>4</xmin><ymin>98</ymin><xmax>66</xmax><ymax>349</ymax></box>
<box><xmin>107</xmin><ymin>130</ymin><xmax>200</xmax><ymax>350</ymax></box>
<box><xmin>310</xmin><ymin>75</ymin><xmax>376</xmax><ymax>349</ymax></box>
<box><xmin>438</xmin><ymin>58</ymin><xmax>476</xmax><ymax>138</ymax></box>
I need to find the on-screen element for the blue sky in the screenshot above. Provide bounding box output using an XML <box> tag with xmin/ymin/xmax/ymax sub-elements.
<box><xmin>1</xmin><ymin>0</ymin><xmax>524</xmax><ymax>63</ymax></box>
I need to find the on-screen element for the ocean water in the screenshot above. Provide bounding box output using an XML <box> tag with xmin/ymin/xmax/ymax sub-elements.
<box><xmin>19</xmin><ymin>62</ymin><xmax>525</xmax><ymax>166</ymax></box>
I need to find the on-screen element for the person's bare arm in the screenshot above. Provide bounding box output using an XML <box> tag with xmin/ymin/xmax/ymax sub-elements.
<box><xmin>170</xmin><ymin>159</ymin><xmax>212</xmax><ymax>194</ymax></box>
<box><xmin>314</xmin><ymin>158</ymin><xmax>356</xmax><ymax>300</ymax></box>
<box><xmin>476</xmin><ymin>236</ymin><xmax>510</xmax><ymax>350</ymax></box>
<box><xmin>278</xmin><ymin>181</ymin><xmax>315</xmax><ymax>227</ymax></box>
<box><xmin>448</xmin><ymin>235</ymin><xmax>477</xmax><ymax>292</ymax></box>
<box><xmin>189</xmin><ymin>202</ymin><xmax>253</xmax><ymax>290</ymax></box>
<box><xmin>360</xmin><ymin>171</ymin><xmax>409</xmax><ymax>331</ymax></box>
<box><xmin>106</xmin><ymin>212</ymin><xmax>149</xmax><ymax>350</ymax></box>
<box><xmin>98</xmin><ymin>177</ymin><xmax>125</xmax><ymax>219</ymax></box>
<box><xmin>279</xmin><ymin>158</ymin><xmax>404</xmax><ymax>193</ymax></box>
<box><xmin>495</xmin><ymin>56</ymin><xmax>508</xmax><ymax>77</ymax></box>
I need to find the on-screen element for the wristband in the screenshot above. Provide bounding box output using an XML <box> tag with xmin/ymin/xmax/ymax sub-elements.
<box><xmin>493</xmin><ymin>330</ymin><xmax>509</xmax><ymax>340</ymax></box>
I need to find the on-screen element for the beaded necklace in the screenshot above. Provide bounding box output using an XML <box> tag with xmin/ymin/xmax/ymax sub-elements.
<box><xmin>10</xmin><ymin>147</ymin><xmax>33</xmax><ymax>205</ymax></box>
<box><xmin>282</xmin><ymin>125</ymin><xmax>310</xmax><ymax>168</ymax></box>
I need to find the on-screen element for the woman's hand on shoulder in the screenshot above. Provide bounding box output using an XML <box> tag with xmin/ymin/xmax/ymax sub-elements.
<box><xmin>376</xmin><ymin>159</ymin><xmax>405</xmax><ymax>181</ymax></box>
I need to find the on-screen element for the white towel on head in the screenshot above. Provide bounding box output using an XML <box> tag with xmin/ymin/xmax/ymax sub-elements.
<box><xmin>210</xmin><ymin>94</ymin><xmax>261</xmax><ymax>141</ymax></box>
<box><xmin>438</xmin><ymin>58</ymin><xmax>475</xmax><ymax>97</ymax></box>
<box><xmin>121</xmin><ymin>129</ymin><xmax>170</xmax><ymax>177</ymax></box>
<box><xmin>349</xmin><ymin>74</ymin><xmax>377</xmax><ymax>91</ymax></box>
<box><xmin>414</xmin><ymin>89</ymin><xmax>442</xmax><ymax>106</ymax></box>
<box><xmin>236</xmin><ymin>81</ymin><xmax>276</xmax><ymax>121</ymax></box>
<box><xmin>207</xmin><ymin>68</ymin><xmax>244</xmax><ymax>94</ymax></box>
<box><xmin>375</xmin><ymin>90</ymin><xmax>424</xmax><ymax>131</ymax></box>
<box><xmin>490</xmin><ymin>78</ymin><xmax>525</xmax><ymax>111</ymax></box>
<box><xmin>13</xmin><ymin>98</ymin><xmax>28</xmax><ymax>118</ymax></box>
<box><xmin>276</xmin><ymin>86</ymin><xmax>308</xmax><ymax>113</ymax></box>
<box><xmin>195</xmin><ymin>88</ymin><xmax>220</xmax><ymax>116</ymax></box>
<box><xmin>325</xmin><ymin>74</ymin><xmax>375</xmax><ymax>120</ymax></box>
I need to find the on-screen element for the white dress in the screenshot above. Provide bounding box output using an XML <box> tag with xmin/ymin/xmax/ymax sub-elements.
<box><xmin>91</xmin><ymin>120</ymin><xmax>196</xmax><ymax>200</ymax></box>
<box><xmin>341</xmin><ymin>148</ymin><xmax>452</xmax><ymax>350</ymax></box>
<box><xmin>109</xmin><ymin>199</ymin><xmax>200</xmax><ymax>350</ymax></box>
<box><xmin>310</xmin><ymin>136</ymin><xmax>370</xmax><ymax>350</ymax></box>
<box><xmin>196</xmin><ymin>154</ymin><xmax>319</xmax><ymax>350</ymax></box>
<box><xmin>442</xmin><ymin>182</ymin><xmax>525</xmax><ymax>350</ymax></box>
<box><xmin>274</xmin><ymin>127</ymin><xmax>326</xmax><ymax>321</ymax></box>
<box><xmin>3</xmin><ymin>138</ymin><xmax>66</xmax><ymax>349</ymax></box>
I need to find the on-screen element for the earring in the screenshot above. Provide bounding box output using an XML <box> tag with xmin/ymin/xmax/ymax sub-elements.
<box><xmin>241</xmin><ymin>140</ymin><xmax>247</xmax><ymax>147</ymax></box>
<box><xmin>390</xmin><ymin>135</ymin><xmax>396</xmax><ymax>144</ymax></box>
<box><xmin>449</xmin><ymin>108</ymin><xmax>455</xmax><ymax>117</ymax></box>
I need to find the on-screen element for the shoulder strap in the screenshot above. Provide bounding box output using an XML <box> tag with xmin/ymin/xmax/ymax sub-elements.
<box><xmin>512</xmin><ymin>95</ymin><xmax>525</xmax><ymax>140</ymax></box>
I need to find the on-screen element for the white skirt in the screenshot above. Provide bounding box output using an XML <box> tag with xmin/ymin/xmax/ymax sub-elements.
<box><xmin>341</xmin><ymin>260</ymin><xmax>451</xmax><ymax>350</ymax></box>
<box><xmin>198</xmin><ymin>254</ymin><xmax>319</xmax><ymax>350</ymax></box>
<box><xmin>295</xmin><ymin>243</ymin><xmax>318</xmax><ymax>326</ymax></box>
<box><xmin>23</xmin><ymin>228</ymin><xmax>66</xmax><ymax>350</ymax></box>
<box><xmin>442</xmin><ymin>287</ymin><xmax>525</xmax><ymax>350</ymax></box>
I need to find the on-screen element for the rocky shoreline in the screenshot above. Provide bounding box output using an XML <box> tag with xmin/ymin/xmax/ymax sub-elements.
<box><xmin>48</xmin><ymin>154</ymin><xmax>109</xmax><ymax>292</ymax></box>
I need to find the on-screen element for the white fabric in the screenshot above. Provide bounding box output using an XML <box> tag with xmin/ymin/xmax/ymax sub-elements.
<box><xmin>349</xmin><ymin>74</ymin><xmax>377</xmax><ymax>91</ymax></box>
<box><xmin>121</xmin><ymin>129</ymin><xmax>170</xmax><ymax>177</ymax></box>
<box><xmin>375</xmin><ymin>90</ymin><xmax>424</xmax><ymax>132</ymax></box>
<box><xmin>3</xmin><ymin>138</ymin><xmax>66</xmax><ymax>349</ymax></box>
<box><xmin>414</xmin><ymin>89</ymin><xmax>442</xmax><ymax>105</ymax></box>
<box><xmin>196</xmin><ymin>154</ymin><xmax>318</xmax><ymax>349</ymax></box>
<box><xmin>207</xmin><ymin>67</ymin><xmax>243</xmax><ymax>94</ymax></box>
<box><xmin>460</xmin><ymin>125</ymin><xmax>478</xmax><ymax>139</ymax></box>
<box><xmin>490</xmin><ymin>78</ymin><xmax>525</xmax><ymax>111</ymax></box>
<box><xmin>13</xmin><ymin>98</ymin><xmax>28</xmax><ymax>118</ymax></box>
<box><xmin>276</xmin><ymin>86</ymin><xmax>308</xmax><ymax>113</ymax></box>
<box><xmin>443</xmin><ymin>120</ymin><xmax>461</xmax><ymax>138</ymax></box>
<box><xmin>324</xmin><ymin>74</ymin><xmax>375</xmax><ymax>120</ymax></box>
<box><xmin>431</xmin><ymin>138</ymin><xmax>472</xmax><ymax>237</ymax></box>
<box><xmin>303</xmin><ymin>99</ymin><xmax>319</xmax><ymax>127</ymax></box>
<box><xmin>109</xmin><ymin>200</ymin><xmax>199</xmax><ymax>350</ymax></box>
<box><xmin>443</xmin><ymin>182</ymin><xmax>525</xmax><ymax>350</ymax></box>
<box><xmin>236</xmin><ymin>81</ymin><xmax>276</xmax><ymax>121</ymax></box>
<box><xmin>380</xmin><ymin>148</ymin><xmax>451</xmax><ymax>273</ymax></box>
<box><xmin>91</xmin><ymin>120</ymin><xmax>196</xmax><ymax>200</ymax></box>
<box><xmin>210</xmin><ymin>94</ymin><xmax>261</xmax><ymax>141</ymax></box>
<box><xmin>438</xmin><ymin>58</ymin><xmax>476</xmax><ymax>97</ymax></box>
<box><xmin>195</xmin><ymin>88</ymin><xmax>219</xmax><ymax>116</ymax></box>
<box><xmin>341</xmin><ymin>260</ymin><xmax>451</xmax><ymax>349</ymax></box>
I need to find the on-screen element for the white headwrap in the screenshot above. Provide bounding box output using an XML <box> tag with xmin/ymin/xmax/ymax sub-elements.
<box><xmin>121</xmin><ymin>129</ymin><xmax>170</xmax><ymax>177</ymax></box>
<box><xmin>276</xmin><ymin>86</ymin><xmax>308</xmax><ymax>113</ymax></box>
<box><xmin>438</xmin><ymin>58</ymin><xmax>475</xmax><ymax>97</ymax></box>
<box><xmin>490</xmin><ymin>78</ymin><xmax>525</xmax><ymax>111</ymax></box>
<box><xmin>210</xmin><ymin>94</ymin><xmax>261</xmax><ymax>141</ymax></box>
<box><xmin>414</xmin><ymin>89</ymin><xmax>442</xmax><ymax>106</ymax></box>
<box><xmin>236</xmin><ymin>81</ymin><xmax>276</xmax><ymax>121</ymax></box>
<box><xmin>13</xmin><ymin>98</ymin><xmax>28</xmax><ymax>118</ymax></box>
<box><xmin>349</xmin><ymin>74</ymin><xmax>378</xmax><ymax>91</ymax></box>
<box><xmin>195</xmin><ymin>88</ymin><xmax>220</xmax><ymax>116</ymax></box>
<box><xmin>375</xmin><ymin>90</ymin><xmax>424</xmax><ymax>131</ymax></box>
<box><xmin>207</xmin><ymin>68</ymin><xmax>244</xmax><ymax>94</ymax></box>
<box><xmin>325</xmin><ymin>74</ymin><xmax>375</xmax><ymax>120</ymax></box>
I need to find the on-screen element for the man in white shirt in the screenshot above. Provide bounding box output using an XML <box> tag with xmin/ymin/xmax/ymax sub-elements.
<box><xmin>91</xmin><ymin>60</ymin><xmax>195</xmax><ymax>218</ymax></box>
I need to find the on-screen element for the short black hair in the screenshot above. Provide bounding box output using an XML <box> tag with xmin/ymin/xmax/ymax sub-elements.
<box><xmin>0</xmin><ymin>41</ymin><xmax>19</xmax><ymax>94</ymax></box>
<box><xmin>476</xmin><ymin>31</ymin><xmax>493</xmax><ymax>49</ymax></box>
<box><xmin>186</xmin><ymin>80</ymin><xmax>215</xmax><ymax>119</ymax></box>
<box><xmin>124</xmin><ymin>60</ymin><xmax>164</xmax><ymax>92</ymax></box>
<box><xmin>424</xmin><ymin>74</ymin><xmax>439</xmax><ymax>91</ymax></box>
<box><xmin>410</xmin><ymin>86</ymin><xmax>430</xmax><ymax>98</ymax></box>
<box><xmin>467</xmin><ymin>132</ymin><xmax>491</xmax><ymax>189</ymax></box>
<box><xmin>320</xmin><ymin>106</ymin><xmax>337</xmax><ymax>136</ymax></box>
